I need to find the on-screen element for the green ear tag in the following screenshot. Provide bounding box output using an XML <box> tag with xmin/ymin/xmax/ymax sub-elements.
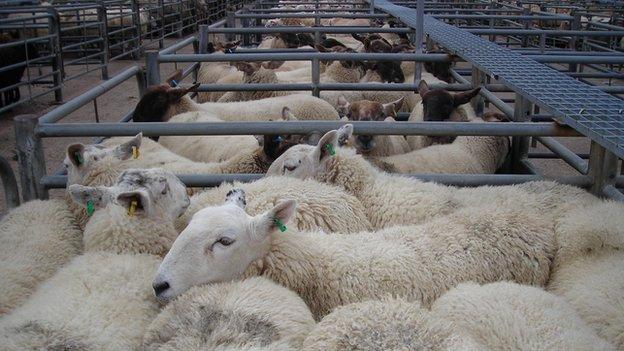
<box><xmin>74</xmin><ymin>152</ymin><xmax>83</xmax><ymax>165</ymax></box>
<box><xmin>325</xmin><ymin>143</ymin><xmax>336</xmax><ymax>156</ymax></box>
<box><xmin>273</xmin><ymin>218</ymin><xmax>287</xmax><ymax>232</ymax></box>
<box><xmin>86</xmin><ymin>200</ymin><xmax>95</xmax><ymax>216</ymax></box>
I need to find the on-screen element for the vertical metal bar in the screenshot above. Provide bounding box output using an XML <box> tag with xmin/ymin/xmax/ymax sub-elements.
<box><xmin>241</xmin><ymin>8</ymin><xmax>250</xmax><ymax>46</ymax></box>
<box><xmin>97</xmin><ymin>3</ymin><xmax>109</xmax><ymax>80</ymax></box>
<box><xmin>539</xmin><ymin>33</ymin><xmax>545</xmax><ymax>53</ymax></box>
<box><xmin>471</xmin><ymin>67</ymin><xmax>485</xmax><ymax>116</ymax></box>
<box><xmin>312</xmin><ymin>57</ymin><xmax>320</xmax><ymax>97</ymax></box>
<box><xmin>47</xmin><ymin>8</ymin><xmax>63</xmax><ymax>102</ymax></box>
<box><xmin>314</xmin><ymin>0</ymin><xmax>320</xmax><ymax>45</ymax></box>
<box><xmin>0</xmin><ymin>156</ymin><xmax>20</xmax><ymax>211</ymax></box>
<box><xmin>198</xmin><ymin>24</ymin><xmax>210</xmax><ymax>54</ymax></box>
<box><xmin>588</xmin><ymin>141</ymin><xmax>619</xmax><ymax>196</ymax></box>
<box><xmin>131</xmin><ymin>0</ymin><xmax>142</xmax><ymax>59</ymax></box>
<box><xmin>14</xmin><ymin>115</ymin><xmax>48</xmax><ymax>201</ymax></box>
<box><xmin>569</xmin><ymin>11</ymin><xmax>581</xmax><ymax>73</ymax></box>
<box><xmin>146</xmin><ymin>51</ymin><xmax>161</xmax><ymax>85</ymax></box>
<box><xmin>158</xmin><ymin>0</ymin><xmax>165</xmax><ymax>49</ymax></box>
<box><xmin>521</xmin><ymin>8</ymin><xmax>530</xmax><ymax>47</ymax></box>
<box><xmin>135</xmin><ymin>67</ymin><xmax>147</xmax><ymax>97</ymax></box>
<box><xmin>413</xmin><ymin>0</ymin><xmax>424</xmax><ymax>84</ymax></box>
<box><xmin>369</xmin><ymin>0</ymin><xmax>374</xmax><ymax>14</ymax></box>
<box><xmin>511</xmin><ymin>93</ymin><xmax>532</xmax><ymax>173</ymax></box>
<box><xmin>226</xmin><ymin>11</ymin><xmax>235</xmax><ymax>41</ymax></box>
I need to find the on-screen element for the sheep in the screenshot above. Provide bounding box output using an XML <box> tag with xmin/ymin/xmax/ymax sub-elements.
<box><xmin>547</xmin><ymin>201</ymin><xmax>624</xmax><ymax>349</ymax></box>
<box><xmin>407</xmin><ymin>80</ymin><xmax>482</xmax><ymax>150</ymax></box>
<box><xmin>217</xmin><ymin>62</ymin><xmax>289</xmax><ymax>103</ymax></box>
<box><xmin>174</xmin><ymin>176</ymin><xmax>373</xmax><ymax>234</ymax></box>
<box><xmin>143</xmin><ymin>277</ymin><xmax>315</xmax><ymax>351</ymax></box>
<box><xmin>302</xmin><ymin>282</ymin><xmax>615</xmax><ymax>350</ymax></box>
<box><xmin>0</xmin><ymin>199</ymin><xmax>82</xmax><ymax>316</ymax></box>
<box><xmin>132</xmin><ymin>84</ymin><xmax>339</xmax><ymax>123</ymax></box>
<box><xmin>196</xmin><ymin>40</ymin><xmax>242</xmax><ymax>103</ymax></box>
<box><xmin>336</xmin><ymin>96</ymin><xmax>410</xmax><ymax>157</ymax></box>
<box><xmin>153</xmin><ymin>191</ymin><xmax>554</xmax><ymax>320</ymax></box>
<box><xmin>369</xmin><ymin>113</ymin><xmax>510</xmax><ymax>174</ymax></box>
<box><xmin>266</xmin><ymin>125</ymin><xmax>599</xmax><ymax>229</ymax></box>
<box><xmin>0</xmin><ymin>32</ymin><xmax>39</xmax><ymax>107</ymax></box>
<box><xmin>0</xmin><ymin>169</ymin><xmax>189</xmax><ymax>350</ymax></box>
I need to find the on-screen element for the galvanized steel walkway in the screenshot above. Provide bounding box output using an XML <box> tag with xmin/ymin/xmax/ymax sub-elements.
<box><xmin>373</xmin><ymin>0</ymin><xmax>624</xmax><ymax>159</ymax></box>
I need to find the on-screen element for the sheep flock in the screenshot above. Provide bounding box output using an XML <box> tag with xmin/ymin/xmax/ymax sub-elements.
<box><xmin>1</xmin><ymin>2</ymin><xmax>623</xmax><ymax>351</ymax></box>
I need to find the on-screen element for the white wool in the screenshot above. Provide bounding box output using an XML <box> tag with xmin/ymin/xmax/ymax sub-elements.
<box><xmin>158</xmin><ymin>112</ymin><xmax>259</xmax><ymax>163</ymax></box>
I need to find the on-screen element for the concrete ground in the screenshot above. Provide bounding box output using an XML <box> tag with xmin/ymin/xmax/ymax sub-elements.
<box><xmin>0</xmin><ymin>35</ymin><xmax>620</xmax><ymax>214</ymax></box>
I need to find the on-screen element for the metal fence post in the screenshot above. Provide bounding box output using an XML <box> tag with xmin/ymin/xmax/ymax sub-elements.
<box><xmin>312</xmin><ymin>57</ymin><xmax>320</xmax><ymax>97</ymax></box>
<box><xmin>511</xmin><ymin>93</ymin><xmax>532</xmax><ymax>173</ymax></box>
<box><xmin>131</xmin><ymin>0</ymin><xmax>142</xmax><ymax>59</ymax></box>
<box><xmin>158</xmin><ymin>0</ymin><xmax>165</xmax><ymax>49</ymax></box>
<box><xmin>569</xmin><ymin>10</ymin><xmax>581</xmax><ymax>73</ymax></box>
<box><xmin>198</xmin><ymin>24</ymin><xmax>210</xmax><ymax>54</ymax></box>
<box><xmin>97</xmin><ymin>2</ymin><xmax>109</xmax><ymax>80</ymax></box>
<box><xmin>146</xmin><ymin>51</ymin><xmax>161</xmax><ymax>85</ymax></box>
<box><xmin>47</xmin><ymin>8</ymin><xmax>63</xmax><ymax>103</ymax></box>
<box><xmin>241</xmin><ymin>8</ymin><xmax>250</xmax><ymax>46</ymax></box>
<box><xmin>470</xmin><ymin>67</ymin><xmax>485</xmax><ymax>117</ymax></box>
<box><xmin>135</xmin><ymin>67</ymin><xmax>147</xmax><ymax>97</ymax></box>
<box><xmin>226</xmin><ymin>11</ymin><xmax>235</xmax><ymax>41</ymax></box>
<box><xmin>14</xmin><ymin>115</ymin><xmax>48</xmax><ymax>201</ymax></box>
<box><xmin>0</xmin><ymin>156</ymin><xmax>20</xmax><ymax>211</ymax></box>
<box><xmin>588</xmin><ymin>141</ymin><xmax>618</xmax><ymax>196</ymax></box>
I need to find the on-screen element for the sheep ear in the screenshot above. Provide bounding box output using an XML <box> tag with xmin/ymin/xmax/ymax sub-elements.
<box><xmin>417</xmin><ymin>80</ymin><xmax>430</xmax><ymax>97</ymax></box>
<box><xmin>336</xmin><ymin>124</ymin><xmax>354</xmax><ymax>146</ymax></box>
<box><xmin>258</xmin><ymin>200</ymin><xmax>297</xmax><ymax>233</ymax></box>
<box><xmin>113</xmin><ymin>133</ymin><xmax>142</xmax><ymax>160</ymax></box>
<box><xmin>225</xmin><ymin>189</ymin><xmax>246</xmax><ymax>209</ymax></box>
<box><xmin>116</xmin><ymin>189</ymin><xmax>152</xmax><ymax>217</ymax></box>
<box><xmin>313</xmin><ymin>129</ymin><xmax>339</xmax><ymax>164</ymax></box>
<box><xmin>281</xmin><ymin>106</ymin><xmax>297</xmax><ymax>121</ymax></box>
<box><xmin>67</xmin><ymin>143</ymin><xmax>86</xmax><ymax>167</ymax></box>
<box><xmin>167</xmin><ymin>86</ymin><xmax>192</xmax><ymax>103</ymax></box>
<box><xmin>68</xmin><ymin>184</ymin><xmax>113</xmax><ymax>210</ymax></box>
<box><xmin>235</xmin><ymin>62</ymin><xmax>260</xmax><ymax>75</ymax></box>
<box><xmin>166</xmin><ymin>69</ymin><xmax>183</xmax><ymax>86</ymax></box>
<box><xmin>382</xmin><ymin>97</ymin><xmax>404</xmax><ymax>117</ymax></box>
<box><xmin>453</xmin><ymin>87</ymin><xmax>481</xmax><ymax>107</ymax></box>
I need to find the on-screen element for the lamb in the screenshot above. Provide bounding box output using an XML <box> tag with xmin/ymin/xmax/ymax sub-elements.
<box><xmin>0</xmin><ymin>169</ymin><xmax>189</xmax><ymax>350</ymax></box>
<box><xmin>143</xmin><ymin>277</ymin><xmax>315</xmax><ymax>351</ymax></box>
<box><xmin>369</xmin><ymin>113</ymin><xmax>510</xmax><ymax>174</ymax></box>
<box><xmin>302</xmin><ymin>282</ymin><xmax>615</xmax><ymax>350</ymax></box>
<box><xmin>0</xmin><ymin>199</ymin><xmax>82</xmax><ymax>316</ymax></box>
<box><xmin>174</xmin><ymin>176</ymin><xmax>373</xmax><ymax>234</ymax></box>
<box><xmin>407</xmin><ymin>80</ymin><xmax>482</xmax><ymax>150</ymax></box>
<box><xmin>266</xmin><ymin>125</ymin><xmax>598</xmax><ymax>229</ymax></box>
<box><xmin>132</xmin><ymin>84</ymin><xmax>339</xmax><ymax>123</ymax></box>
<box><xmin>547</xmin><ymin>201</ymin><xmax>624</xmax><ymax>349</ymax></box>
<box><xmin>153</xmin><ymin>191</ymin><xmax>554</xmax><ymax>320</ymax></box>
<box><xmin>337</xmin><ymin>96</ymin><xmax>410</xmax><ymax>157</ymax></box>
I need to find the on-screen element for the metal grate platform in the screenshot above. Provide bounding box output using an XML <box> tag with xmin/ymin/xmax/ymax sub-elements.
<box><xmin>373</xmin><ymin>0</ymin><xmax>624</xmax><ymax>159</ymax></box>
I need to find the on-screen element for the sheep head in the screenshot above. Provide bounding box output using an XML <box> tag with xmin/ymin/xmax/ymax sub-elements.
<box><xmin>206</xmin><ymin>40</ymin><xmax>241</xmax><ymax>53</ymax></box>
<box><xmin>266</xmin><ymin>124</ymin><xmax>354</xmax><ymax>179</ymax></box>
<box><xmin>64</xmin><ymin>133</ymin><xmax>142</xmax><ymax>186</ymax></box>
<box><xmin>423</xmin><ymin>45</ymin><xmax>454</xmax><ymax>83</ymax></box>
<box><xmin>337</xmin><ymin>96</ymin><xmax>403</xmax><ymax>154</ymax></box>
<box><xmin>152</xmin><ymin>189</ymin><xmax>297</xmax><ymax>302</ymax></box>
<box><xmin>132</xmin><ymin>83</ymin><xmax>200</xmax><ymax>124</ymax></box>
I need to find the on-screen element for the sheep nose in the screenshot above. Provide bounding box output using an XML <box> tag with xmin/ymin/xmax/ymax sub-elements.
<box><xmin>153</xmin><ymin>281</ymin><xmax>170</xmax><ymax>296</ymax></box>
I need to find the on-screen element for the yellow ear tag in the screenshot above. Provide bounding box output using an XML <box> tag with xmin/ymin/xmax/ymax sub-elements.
<box><xmin>128</xmin><ymin>200</ymin><xmax>138</xmax><ymax>216</ymax></box>
<box><xmin>132</xmin><ymin>146</ymin><xmax>140</xmax><ymax>159</ymax></box>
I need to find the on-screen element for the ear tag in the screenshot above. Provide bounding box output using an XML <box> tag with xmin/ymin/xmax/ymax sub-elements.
<box><xmin>325</xmin><ymin>143</ymin><xmax>336</xmax><ymax>156</ymax></box>
<box><xmin>86</xmin><ymin>200</ymin><xmax>95</xmax><ymax>216</ymax></box>
<box><xmin>128</xmin><ymin>200</ymin><xmax>138</xmax><ymax>217</ymax></box>
<box><xmin>272</xmin><ymin>135</ymin><xmax>283</xmax><ymax>143</ymax></box>
<box><xmin>170</xmin><ymin>79</ymin><xmax>178</xmax><ymax>87</ymax></box>
<box><xmin>132</xmin><ymin>146</ymin><xmax>140</xmax><ymax>159</ymax></box>
<box><xmin>74</xmin><ymin>152</ymin><xmax>83</xmax><ymax>166</ymax></box>
<box><xmin>273</xmin><ymin>217</ymin><xmax>287</xmax><ymax>232</ymax></box>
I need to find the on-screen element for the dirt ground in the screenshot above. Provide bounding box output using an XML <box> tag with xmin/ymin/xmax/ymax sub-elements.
<box><xmin>0</xmin><ymin>35</ymin><xmax>618</xmax><ymax>214</ymax></box>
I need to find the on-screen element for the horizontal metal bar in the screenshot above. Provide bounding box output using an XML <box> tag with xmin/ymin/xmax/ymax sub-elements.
<box><xmin>435</xmin><ymin>14</ymin><xmax>573</xmax><ymax>20</ymax></box>
<box><xmin>603</xmin><ymin>185</ymin><xmax>624</xmax><ymax>202</ymax></box>
<box><xmin>158</xmin><ymin>52</ymin><xmax>450</xmax><ymax>62</ymax></box>
<box><xmin>535</xmin><ymin>136</ymin><xmax>588</xmax><ymax>174</ymax></box>
<box><xmin>203</xmin><ymin>26</ymin><xmax>413</xmax><ymax>33</ymax></box>
<box><xmin>38</xmin><ymin>66</ymin><xmax>141</xmax><ymax>124</ymax></box>
<box><xmin>159</xmin><ymin>36</ymin><xmax>196</xmax><ymax>55</ymax></box>
<box><xmin>467</xmin><ymin>28</ymin><xmax>624</xmax><ymax>37</ymax></box>
<box><xmin>235</xmin><ymin>13</ymin><xmax>389</xmax><ymax>18</ymax></box>
<box><xmin>531</xmin><ymin>55</ymin><xmax>624</xmax><ymax>64</ymax></box>
<box><xmin>36</xmin><ymin>121</ymin><xmax>582</xmax><ymax>137</ymax></box>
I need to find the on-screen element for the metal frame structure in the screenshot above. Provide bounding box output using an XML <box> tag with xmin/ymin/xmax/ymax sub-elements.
<box><xmin>11</xmin><ymin>0</ymin><xmax>624</xmax><ymax>205</ymax></box>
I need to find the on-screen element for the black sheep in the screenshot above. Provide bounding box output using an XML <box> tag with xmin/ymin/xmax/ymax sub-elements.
<box><xmin>0</xmin><ymin>32</ymin><xmax>39</xmax><ymax>108</ymax></box>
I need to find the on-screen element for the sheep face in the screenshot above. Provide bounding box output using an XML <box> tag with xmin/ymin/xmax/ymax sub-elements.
<box><xmin>266</xmin><ymin>125</ymin><xmax>353</xmax><ymax>179</ymax></box>
<box><xmin>116</xmin><ymin>168</ymin><xmax>190</xmax><ymax>220</ymax></box>
<box><xmin>132</xmin><ymin>84</ymin><xmax>199</xmax><ymax>124</ymax></box>
<box><xmin>337</xmin><ymin>97</ymin><xmax>403</xmax><ymax>154</ymax></box>
<box><xmin>152</xmin><ymin>190</ymin><xmax>296</xmax><ymax>302</ymax></box>
<box><xmin>64</xmin><ymin>134</ymin><xmax>142</xmax><ymax>186</ymax></box>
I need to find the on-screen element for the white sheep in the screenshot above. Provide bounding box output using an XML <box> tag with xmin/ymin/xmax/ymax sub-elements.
<box><xmin>174</xmin><ymin>176</ymin><xmax>373</xmax><ymax>234</ymax></box>
<box><xmin>0</xmin><ymin>169</ymin><xmax>189</xmax><ymax>350</ymax></box>
<box><xmin>547</xmin><ymin>201</ymin><xmax>624</xmax><ymax>349</ymax></box>
<box><xmin>370</xmin><ymin>114</ymin><xmax>510</xmax><ymax>174</ymax></box>
<box><xmin>153</xmin><ymin>191</ymin><xmax>553</xmax><ymax>320</ymax></box>
<box><xmin>0</xmin><ymin>199</ymin><xmax>82</xmax><ymax>316</ymax></box>
<box><xmin>302</xmin><ymin>282</ymin><xmax>615</xmax><ymax>350</ymax></box>
<box><xmin>196</xmin><ymin>41</ymin><xmax>242</xmax><ymax>103</ymax></box>
<box><xmin>142</xmin><ymin>277</ymin><xmax>315</xmax><ymax>350</ymax></box>
<box><xmin>266</xmin><ymin>125</ymin><xmax>598</xmax><ymax>229</ymax></box>
<box><xmin>132</xmin><ymin>84</ymin><xmax>339</xmax><ymax>124</ymax></box>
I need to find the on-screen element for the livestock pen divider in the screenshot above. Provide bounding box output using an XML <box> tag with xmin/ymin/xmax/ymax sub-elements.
<box><xmin>12</xmin><ymin>0</ymin><xmax>624</xmax><ymax>204</ymax></box>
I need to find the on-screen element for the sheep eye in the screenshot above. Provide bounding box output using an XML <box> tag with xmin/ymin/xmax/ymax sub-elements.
<box><xmin>284</xmin><ymin>164</ymin><xmax>297</xmax><ymax>172</ymax></box>
<box><xmin>216</xmin><ymin>237</ymin><xmax>234</xmax><ymax>246</ymax></box>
